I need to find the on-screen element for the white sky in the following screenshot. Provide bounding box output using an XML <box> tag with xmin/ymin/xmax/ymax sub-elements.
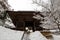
<box><xmin>8</xmin><ymin>0</ymin><xmax>49</xmax><ymax>11</ymax></box>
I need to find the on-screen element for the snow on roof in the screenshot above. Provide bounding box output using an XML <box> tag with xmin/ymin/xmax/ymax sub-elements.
<box><xmin>8</xmin><ymin>0</ymin><xmax>43</xmax><ymax>11</ymax></box>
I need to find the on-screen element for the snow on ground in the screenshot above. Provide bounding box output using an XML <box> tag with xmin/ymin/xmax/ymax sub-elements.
<box><xmin>0</xmin><ymin>26</ymin><xmax>47</xmax><ymax>40</ymax></box>
<box><xmin>50</xmin><ymin>29</ymin><xmax>60</xmax><ymax>40</ymax></box>
<box><xmin>52</xmin><ymin>34</ymin><xmax>60</xmax><ymax>40</ymax></box>
<box><xmin>29</xmin><ymin>31</ymin><xmax>47</xmax><ymax>40</ymax></box>
<box><xmin>0</xmin><ymin>26</ymin><xmax>24</xmax><ymax>40</ymax></box>
<box><xmin>50</xmin><ymin>29</ymin><xmax>59</xmax><ymax>33</ymax></box>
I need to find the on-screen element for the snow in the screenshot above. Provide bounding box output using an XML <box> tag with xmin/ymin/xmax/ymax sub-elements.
<box><xmin>8</xmin><ymin>0</ymin><xmax>35</xmax><ymax>11</ymax></box>
<box><xmin>4</xmin><ymin>16</ymin><xmax>15</xmax><ymax>28</ymax></box>
<box><xmin>52</xmin><ymin>34</ymin><xmax>60</xmax><ymax>40</ymax></box>
<box><xmin>7</xmin><ymin>0</ymin><xmax>51</xmax><ymax>11</ymax></box>
<box><xmin>50</xmin><ymin>29</ymin><xmax>59</xmax><ymax>33</ymax></box>
<box><xmin>8</xmin><ymin>0</ymin><xmax>43</xmax><ymax>11</ymax></box>
<box><xmin>0</xmin><ymin>26</ymin><xmax>47</xmax><ymax>40</ymax></box>
<box><xmin>29</xmin><ymin>31</ymin><xmax>47</xmax><ymax>40</ymax></box>
<box><xmin>0</xmin><ymin>26</ymin><xmax>24</xmax><ymax>40</ymax></box>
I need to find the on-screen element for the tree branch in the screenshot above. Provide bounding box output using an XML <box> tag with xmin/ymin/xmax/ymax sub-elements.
<box><xmin>32</xmin><ymin>0</ymin><xmax>51</xmax><ymax>12</ymax></box>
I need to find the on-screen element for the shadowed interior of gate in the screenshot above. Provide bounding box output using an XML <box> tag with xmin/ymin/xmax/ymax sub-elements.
<box><xmin>6</xmin><ymin>11</ymin><xmax>44</xmax><ymax>31</ymax></box>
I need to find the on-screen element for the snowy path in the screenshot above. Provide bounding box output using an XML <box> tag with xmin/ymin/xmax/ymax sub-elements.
<box><xmin>0</xmin><ymin>26</ymin><xmax>47</xmax><ymax>40</ymax></box>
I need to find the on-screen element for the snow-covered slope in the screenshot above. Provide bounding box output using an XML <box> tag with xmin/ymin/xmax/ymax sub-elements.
<box><xmin>0</xmin><ymin>26</ymin><xmax>47</xmax><ymax>40</ymax></box>
<box><xmin>52</xmin><ymin>34</ymin><xmax>60</xmax><ymax>40</ymax></box>
<box><xmin>0</xmin><ymin>26</ymin><xmax>24</xmax><ymax>40</ymax></box>
<box><xmin>29</xmin><ymin>31</ymin><xmax>47</xmax><ymax>40</ymax></box>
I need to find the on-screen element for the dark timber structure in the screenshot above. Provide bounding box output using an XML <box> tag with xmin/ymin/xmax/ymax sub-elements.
<box><xmin>7</xmin><ymin>11</ymin><xmax>44</xmax><ymax>31</ymax></box>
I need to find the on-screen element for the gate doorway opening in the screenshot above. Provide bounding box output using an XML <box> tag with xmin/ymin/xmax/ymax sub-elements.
<box><xmin>25</xmin><ymin>21</ymin><xmax>35</xmax><ymax>31</ymax></box>
<box><xmin>25</xmin><ymin>21</ymin><xmax>34</xmax><ymax>27</ymax></box>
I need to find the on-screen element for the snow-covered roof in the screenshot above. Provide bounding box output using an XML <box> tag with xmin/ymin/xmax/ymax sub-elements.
<box><xmin>8</xmin><ymin>0</ymin><xmax>43</xmax><ymax>11</ymax></box>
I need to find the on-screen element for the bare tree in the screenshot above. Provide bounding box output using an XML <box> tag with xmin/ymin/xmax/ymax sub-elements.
<box><xmin>0</xmin><ymin>0</ymin><xmax>8</xmax><ymax>26</ymax></box>
<box><xmin>32</xmin><ymin>0</ymin><xmax>60</xmax><ymax>30</ymax></box>
<box><xmin>0</xmin><ymin>0</ymin><xmax>15</xmax><ymax>28</ymax></box>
